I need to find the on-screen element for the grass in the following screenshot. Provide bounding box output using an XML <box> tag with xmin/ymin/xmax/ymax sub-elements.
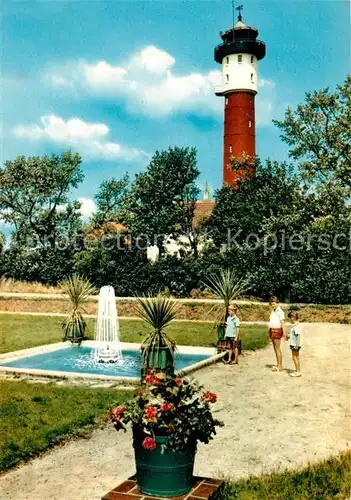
<box><xmin>0</xmin><ymin>314</ymin><xmax>268</xmax><ymax>354</ymax></box>
<box><xmin>0</xmin><ymin>379</ymin><xmax>130</xmax><ymax>471</ymax></box>
<box><xmin>1</xmin><ymin>295</ymin><xmax>350</xmax><ymax>323</ymax></box>
<box><xmin>216</xmin><ymin>450</ymin><xmax>351</xmax><ymax>500</ymax></box>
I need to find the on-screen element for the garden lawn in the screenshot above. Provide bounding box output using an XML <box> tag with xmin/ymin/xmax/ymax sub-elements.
<box><xmin>0</xmin><ymin>380</ymin><xmax>131</xmax><ymax>471</ymax></box>
<box><xmin>0</xmin><ymin>314</ymin><xmax>268</xmax><ymax>353</ymax></box>
<box><xmin>217</xmin><ymin>450</ymin><xmax>351</xmax><ymax>500</ymax></box>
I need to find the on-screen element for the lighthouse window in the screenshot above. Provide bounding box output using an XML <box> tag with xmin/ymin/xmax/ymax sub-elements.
<box><xmin>226</xmin><ymin>57</ymin><xmax>229</xmax><ymax>64</ymax></box>
<box><xmin>238</xmin><ymin>54</ymin><xmax>242</xmax><ymax>63</ymax></box>
<box><xmin>225</xmin><ymin>98</ymin><xmax>229</xmax><ymax>105</ymax></box>
<box><xmin>251</xmin><ymin>56</ymin><xmax>254</xmax><ymax>63</ymax></box>
<box><xmin>251</xmin><ymin>73</ymin><xmax>254</xmax><ymax>83</ymax></box>
<box><xmin>226</xmin><ymin>74</ymin><xmax>229</xmax><ymax>83</ymax></box>
<box><xmin>229</xmin><ymin>144</ymin><xmax>233</xmax><ymax>153</ymax></box>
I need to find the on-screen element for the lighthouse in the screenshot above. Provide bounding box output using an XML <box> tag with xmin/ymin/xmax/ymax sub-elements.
<box><xmin>214</xmin><ymin>7</ymin><xmax>266</xmax><ymax>186</ymax></box>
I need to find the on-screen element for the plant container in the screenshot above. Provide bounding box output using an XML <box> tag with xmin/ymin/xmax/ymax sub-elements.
<box><xmin>133</xmin><ymin>431</ymin><xmax>196</xmax><ymax>497</ymax></box>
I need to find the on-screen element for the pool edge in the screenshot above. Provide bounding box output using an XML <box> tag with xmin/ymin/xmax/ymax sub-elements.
<box><xmin>0</xmin><ymin>342</ymin><xmax>220</xmax><ymax>384</ymax></box>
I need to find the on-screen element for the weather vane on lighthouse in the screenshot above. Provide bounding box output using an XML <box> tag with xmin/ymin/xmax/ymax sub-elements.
<box><xmin>236</xmin><ymin>4</ymin><xmax>243</xmax><ymax>22</ymax></box>
<box><xmin>214</xmin><ymin>4</ymin><xmax>266</xmax><ymax>186</ymax></box>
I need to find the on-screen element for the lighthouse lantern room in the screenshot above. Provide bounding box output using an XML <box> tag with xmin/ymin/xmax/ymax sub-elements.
<box><xmin>214</xmin><ymin>6</ymin><xmax>266</xmax><ymax>186</ymax></box>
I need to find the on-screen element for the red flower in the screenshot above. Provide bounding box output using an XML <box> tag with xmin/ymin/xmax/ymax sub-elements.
<box><xmin>142</xmin><ymin>437</ymin><xmax>156</xmax><ymax>451</ymax></box>
<box><xmin>202</xmin><ymin>391</ymin><xmax>217</xmax><ymax>404</ymax></box>
<box><xmin>160</xmin><ymin>402</ymin><xmax>175</xmax><ymax>413</ymax></box>
<box><xmin>111</xmin><ymin>406</ymin><xmax>125</xmax><ymax>419</ymax></box>
<box><xmin>175</xmin><ymin>377</ymin><xmax>183</xmax><ymax>387</ymax></box>
<box><xmin>145</xmin><ymin>406</ymin><xmax>158</xmax><ymax>420</ymax></box>
<box><xmin>145</xmin><ymin>375</ymin><xmax>161</xmax><ymax>385</ymax></box>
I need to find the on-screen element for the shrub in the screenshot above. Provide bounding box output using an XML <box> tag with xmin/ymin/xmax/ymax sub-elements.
<box><xmin>2</xmin><ymin>245</ymin><xmax>77</xmax><ymax>285</ymax></box>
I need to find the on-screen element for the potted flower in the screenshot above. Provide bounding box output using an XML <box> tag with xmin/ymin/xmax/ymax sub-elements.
<box><xmin>203</xmin><ymin>269</ymin><xmax>248</xmax><ymax>349</ymax></box>
<box><xmin>111</xmin><ymin>374</ymin><xmax>224</xmax><ymax>497</ymax></box>
<box><xmin>60</xmin><ymin>274</ymin><xmax>97</xmax><ymax>345</ymax></box>
<box><xmin>134</xmin><ymin>296</ymin><xmax>180</xmax><ymax>378</ymax></box>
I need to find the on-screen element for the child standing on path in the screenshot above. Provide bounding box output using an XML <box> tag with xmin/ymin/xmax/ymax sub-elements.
<box><xmin>287</xmin><ymin>311</ymin><xmax>302</xmax><ymax>377</ymax></box>
<box><xmin>268</xmin><ymin>296</ymin><xmax>285</xmax><ymax>372</ymax></box>
<box><xmin>224</xmin><ymin>303</ymin><xmax>241</xmax><ymax>365</ymax></box>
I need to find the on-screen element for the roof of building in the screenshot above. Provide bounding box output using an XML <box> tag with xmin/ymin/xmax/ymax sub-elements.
<box><xmin>193</xmin><ymin>200</ymin><xmax>215</xmax><ymax>228</ymax></box>
<box><xmin>87</xmin><ymin>196</ymin><xmax>215</xmax><ymax>237</ymax></box>
<box><xmin>87</xmin><ymin>221</ymin><xmax>127</xmax><ymax>238</ymax></box>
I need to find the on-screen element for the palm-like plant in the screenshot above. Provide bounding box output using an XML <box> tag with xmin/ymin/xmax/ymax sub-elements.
<box><xmin>203</xmin><ymin>269</ymin><xmax>249</xmax><ymax>326</ymax></box>
<box><xmin>60</xmin><ymin>274</ymin><xmax>97</xmax><ymax>344</ymax></box>
<box><xmin>134</xmin><ymin>296</ymin><xmax>180</xmax><ymax>376</ymax></box>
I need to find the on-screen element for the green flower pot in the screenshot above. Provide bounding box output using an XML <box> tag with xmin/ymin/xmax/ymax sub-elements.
<box><xmin>217</xmin><ymin>323</ymin><xmax>225</xmax><ymax>341</ymax></box>
<box><xmin>141</xmin><ymin>347</ymin><xmax>174</xmax><ymax>379</ymax></box>
<box><xmin>133</xmin><ymin>432</ymin><xmax>196</xmax><ymax>497</ymax></box>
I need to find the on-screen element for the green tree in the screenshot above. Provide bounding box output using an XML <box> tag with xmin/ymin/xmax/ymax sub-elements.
<box><xmin>273</xmin><ymin>76</ymin><xmax>351</xmax><ymax>194</ymax></box>
<box><xmin>206</xmin><ymin>158</ymin><xmax>302</xmax><ymax>247</ymax></box>
<box><xmin>74</xmin><ymin>234</ymin><xmax>152</xmax><ymax>296</ymax></box>
<box><xmin>128</xmin><ymin>147</ymin><xmax>200</xmax><ymax>256</ymax></box>
<box><xmin>205</xmin><ymin>156</ymin><xmax>350</xmax><ymax>303</ymax></box>
<box><xmin>93</xmin><ymin>174</ymin><xmax>131</xmax><ymax>227</ymax></box>
<box><xmin>0</xmin><ymin>151</ymin><xmax>84</xmax><ymax>247</ymax></box>
<box><xmin>0</xmin><ymin>231</ymin><xmax>5</xmax><ymax>254</ymax></box>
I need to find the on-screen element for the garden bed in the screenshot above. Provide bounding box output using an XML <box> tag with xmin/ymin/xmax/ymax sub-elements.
<box><xmin>0</xmin><ymin>295</ymin><xmax>350</xmax><ymax>323</ymax></box>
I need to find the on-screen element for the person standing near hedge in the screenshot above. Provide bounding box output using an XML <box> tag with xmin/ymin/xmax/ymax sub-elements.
<box><xmin>268</xmin><ymin>296</ymin><xmax>285</xmax><ymax>372</ymax></box>
<box><xmin>224</xmin><ymin>303</ymin><xmax>240</xmax><ymax>365</ymax></box>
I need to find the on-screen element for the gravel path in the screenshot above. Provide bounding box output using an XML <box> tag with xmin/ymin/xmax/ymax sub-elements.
<box><xmin>0</xmin><ymin>323</ymin><xmax>350</xmax><ymax>500</ymax></box>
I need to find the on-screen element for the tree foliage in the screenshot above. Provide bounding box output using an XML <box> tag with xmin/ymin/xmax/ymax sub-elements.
<box><xmin>205</xmin><ymin>156</ymin><xmax>350</xmax><ymax>304</ymax></box>
<box><xmin>0</xmin><ymin>151</ymin><xmax>84</xmax><ymax>246</ymax></box>
<box><xmin>273</xmin><ymin>75</ymin><xmax>351</xmax><ymax>193</ymax></box>
<box><xmin>127</xmin><ymin>147</ymin><xmax>200</xmax><ymax>254</ymax></box>
<box><xmin>93</xmin><ymin>174</ymin><xmax>131</xmax><ymax>227</ymax></box>
<box><xmin>206</xmin><ymin>159</ymin><xmax>302</xmax><ymax>246</ymax></box>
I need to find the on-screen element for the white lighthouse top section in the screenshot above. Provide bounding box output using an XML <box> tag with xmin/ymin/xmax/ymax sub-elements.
<box><xmin>215</xmin><ymin>52</ymin><xmax>258</xmax><ymax>96</ymax></box>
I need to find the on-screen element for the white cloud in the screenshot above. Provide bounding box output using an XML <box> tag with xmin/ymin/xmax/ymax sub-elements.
<box><xmin>259</xmin><ymin>78</ymin><xmax>275</xmax><ymax>88</ymax></box>
<box><xmin>12</xmin><ymin>115</ymin><xmax>149</xmax><ymax>162</ymax></box>
<box><xmin>84</xmin><ymin>61</ymin><xmax>127</xmax><ymax>88</ymax></box>
<box><xmin>78</xmin><ymin>198</ymin><xmax>96</xmax><ymax>220</ymax></box>
<box><xmin>46</xmin><ymin>45</ymin><xmax>276</xmax><ymax>124</ymax></box>
<box><xmin>46</xmin><ymin>47</ymin><xmax>223</xmax><ymax>118</ymax></box>
<box><xmin>129</xmin><ymin>46</ymin><xmax>175</xmax><ymax>74</ymax></box>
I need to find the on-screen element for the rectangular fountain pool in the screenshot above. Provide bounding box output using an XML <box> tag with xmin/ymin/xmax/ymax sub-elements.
<box><xmin>0</xmin><ymin>346</ymin><xmax>211</xmax><ymax>379</ymax></box>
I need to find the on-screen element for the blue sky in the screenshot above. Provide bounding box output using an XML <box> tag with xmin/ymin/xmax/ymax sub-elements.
<box><xmin>1</xmin><ymin>0</ymin><xmax>350</xmax><ymax>221</ymax></box>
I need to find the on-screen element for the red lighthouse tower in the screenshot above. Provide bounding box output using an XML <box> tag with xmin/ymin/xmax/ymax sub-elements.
<box><xmin>214</xmin><ymin>7</ymin><xmax>266</xmax><ymax>186</ymax></box>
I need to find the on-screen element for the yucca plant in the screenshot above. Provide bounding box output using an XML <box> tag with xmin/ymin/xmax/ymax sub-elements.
<box><xmin>60</xmin><ymin>274</ymin><xmax>97</xmax><ymax>345</ymax></box>
<box><xmin>202</xmin><ymin>269</ymin><xmax>249</xmax><ymax>339</ymax></box>
<box><xmin>134</xmin><ymin>296</ymin><xmax>180</xmax><ymax>378</ymax></box>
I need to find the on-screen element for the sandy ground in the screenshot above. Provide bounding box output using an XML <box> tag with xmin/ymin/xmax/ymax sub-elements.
<box><xmin>0</xmin><ymin>323</ymin><xmax>350</xmax><ymax>500</ymax></box>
